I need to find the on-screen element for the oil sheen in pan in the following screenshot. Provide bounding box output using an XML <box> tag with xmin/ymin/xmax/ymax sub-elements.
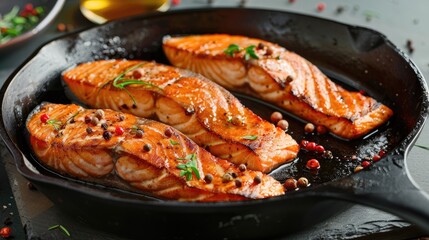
<box><xmin>24</xmin><ymin>70</ymin><xmax>399</xmax><ymax>198</ymax></box>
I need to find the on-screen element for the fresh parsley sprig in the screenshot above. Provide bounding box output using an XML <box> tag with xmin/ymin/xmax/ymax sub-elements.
<box><xmin>176</xmin><ymin>153</ymin><xmax>201</xmax><ymax>181</ymax></box>
<box><xmin>46</xmin><ymin>119</ymin><xmax>62</xmax><ymax>131</ymax></box>
<box><xmin>242</xmin><ymin>135</ymin><xmax>258</xmax><ymax>140</ymax></box>
<box><xmin>99</xmin><ymin>63</ymin><xmax>163</xmax><ymax>106</ymax></box>
<box><xmin>48</xmin><ymin>224</ymin><xmax>71</xmax><ymax>237</ymax></box>
<box><xmin>223</xmin><ymin>44</ymin><xmax>259</xmax><ymax>60</ymax></box>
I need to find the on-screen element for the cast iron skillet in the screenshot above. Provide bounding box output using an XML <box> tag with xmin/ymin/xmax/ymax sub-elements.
<box><xmin>1</xmin><ymin>8</ymin><xmax>429</xmax><ymax>239</ymax></box>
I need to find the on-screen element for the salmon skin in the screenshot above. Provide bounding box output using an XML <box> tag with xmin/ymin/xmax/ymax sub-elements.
<box><xmin>27</xmin><ymin>103</ymin><xmax>285</xmax><ymax>201</ymax></box>
<box><xmin>62</xmin><ymin>59</ymin><xmax>299</xmax><ymax>172</ymax></box>
<box><xmin>163</xmin><ymin>34</ymin><xmax>394</xmax><ymax>140</ymax></box>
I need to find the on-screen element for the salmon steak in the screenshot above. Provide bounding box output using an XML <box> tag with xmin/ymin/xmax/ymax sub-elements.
<box><xmin>163</xmin><ymin>34</ymin><xmax>394</xmax><ymax>140</ymax></box>
<box><xmin>63</xmin><ymin>59</ymin><xmax>299</xmax><ymax>172</ymax></box>
<box><xmin>27</xmin><ymin>103</ymin><xmax>285</xmax><ymax>201</ymax></box>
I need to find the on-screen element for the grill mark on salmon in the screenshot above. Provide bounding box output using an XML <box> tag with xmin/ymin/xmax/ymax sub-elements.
<box><xmin>63</xmin><ymin>60</ymin><xmax>299</xmax><ymax>172</ymax></box>
<box><xmin>163</xmin><ymin>34</ymin><xmax>394</xmax><ymax>139</ymax></box>
<box><xmin>27</xmin><ymin>103</ymin><xmax>285</xmax><ymax>201</ymax></box>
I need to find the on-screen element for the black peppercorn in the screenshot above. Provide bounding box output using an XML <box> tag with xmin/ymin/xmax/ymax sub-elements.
<box><xmin>143</xmin><ymin>144</ymin><xmax>152</xmax><ymax>152</ymax></box>
<box><xmin>101</xmin><ymin>123</ymin><xmax>108</xmax><ymax>130</ymax></box>
<box><xmin>135</xmin><ymin>129</ymin><xmax>144</xmax><ymax>138</ymax></box>
<box><xmin>235</xmin><ymin>179</ymin><xmax>242</xmax><ymax>188</ymax></box>
<box><xmin>86</xmin><ymin>127</ymin><xmax>93</xmax><ymax>134</ymax></box>
<box><xmin>253</xmin><ymin>175</ymin><xmax>262</xmax><ymax>184</ymax></box>
<box><xmin>103</xmin><ymin>131</ymin><xmax>112</xmax><ymax>140</ymax></box>
<box><xmin>204</xmin><ymin>174</ymin><xmax>213</xmax><ymax>183</ymax></box>
<box><xmin>238</xmin><ymin>164</ymin><xmax>247</xmax><ymax>172</ymax></box>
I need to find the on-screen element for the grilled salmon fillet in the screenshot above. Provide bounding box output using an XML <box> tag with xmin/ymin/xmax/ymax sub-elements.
<box><xmin>62</xmin><ymin>60</ymin><xmax>299</xmax><ymax>172</ymax></box>
<box><xmin>163</xmin><ymin>34</ymin><xmax>394</xmax><ymax>140</ymax></box>
<box><xmin>27</xmin><ymin>103</ymin><xmax>285</xmax><ymax>201</ymax></box>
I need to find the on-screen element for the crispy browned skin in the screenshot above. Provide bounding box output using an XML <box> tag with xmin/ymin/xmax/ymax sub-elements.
<box><xmin>163</xmin><ymin>34</ymin><xmax>394</xmax><ymax>140</ymax></box>
<box><xmin>27</xmin><ymin>103</ymin><xmax>285</xmax><ymax>201</ymax></box>
<box><xmin>62</xmin><ymin>60</ymin><xmax>299</xmax><ymax>172</ymax></box>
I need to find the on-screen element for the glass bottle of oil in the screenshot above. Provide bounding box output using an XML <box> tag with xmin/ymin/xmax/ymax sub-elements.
<box><xmin>80</xmin><ymin>0</ymin><xmax>170</xmax><ymax>24</ymax></box>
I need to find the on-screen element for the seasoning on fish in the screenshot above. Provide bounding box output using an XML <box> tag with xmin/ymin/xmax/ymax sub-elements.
<box><xmin>27</xmin><ymin>103</ymin><xmax>285</xmax><ymax>201</ymax></box>
<box><xmin>163</xmin><ymin>34</ymin><xmax>394</xmax><ymax>140</ymax></box>
<box><xmin>62</xmin><ymin>59</ymin><xmax>300</xmax><ymax>172</ymax></box>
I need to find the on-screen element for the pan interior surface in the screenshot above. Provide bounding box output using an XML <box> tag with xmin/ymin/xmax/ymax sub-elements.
<box><xmin>1</xmin><ymin>8</ymin><xmax>428</xmax><ymax>239</ymax></box>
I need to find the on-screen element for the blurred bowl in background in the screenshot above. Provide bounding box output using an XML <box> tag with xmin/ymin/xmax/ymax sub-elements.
<box><xmin>0</xmin><ymin>0</ymin><xmax>65</xmax><ymax>52</ymax></box>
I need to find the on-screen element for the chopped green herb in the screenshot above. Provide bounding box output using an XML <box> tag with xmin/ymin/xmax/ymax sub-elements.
<box><xmin>176</xmin><ymin>153</ymin><xmax>200</xmax><ymax>181</ymax></box>
<box><xmin>244</xmin><ymin>45</ymin><xmax>259</xmax><ymax>60</ymax></box>
<box><xmin>0</xmin><ymin>5</ymin><xmax>45</xmax><ymax>44</ymax></box>
<box><xmin>415</xmin><ymin>145</ymin><xmax>429</xmax><ymax>151</ymax></box>
<box><xmin>102</xmin><ymin>63</ymin><xmax>163</xmax><ymax>106</ymax></box>
<box><xmin>48</xmin><ymin>224</ymin><xmax>71</xmax><ymax>237</ymax></box>
<box><xmin>46</xmin><ymin>119</ymin><xmax>62</xmax><ymax>130</ymax></box>
<box><xmin>242</xmin><ymin>135</ymin><xmax>258</xmax><ymax>140</ymax></box>
<box><xmin>170</xmin><ymin>139</ymin><xmax>179</xmax><ymax>145</ymax></box>
<box><xmin>224</xmin><ymin>44</ymin><xmax>240</xmax><ymax>57</ymax></box>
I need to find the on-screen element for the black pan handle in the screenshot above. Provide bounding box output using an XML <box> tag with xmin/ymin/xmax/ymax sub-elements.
<box><xmin>317</xmin><ymin>153</ymin><xmax>429</xmax><ymax>233</ymax></box>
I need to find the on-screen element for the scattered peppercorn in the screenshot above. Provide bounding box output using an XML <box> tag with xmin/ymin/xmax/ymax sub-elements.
<box><xmin>119</xmin><ymin>115</ymin><xmax>125</xmax><ymax>121</ymax></box>
<box><xmin>265</xmin><ymin>47</ymin><xmax>273</xmax><ymax>56</ymax></box>
<box><xmin>253</xmin><ymin>175</ymin><xmax>262</xmax><ymax>184</ymax></box>
<box><xmin>102</xmin><ymin>131</ymin><xmax>112</xmax><ymax>140</ymax></box>
<box><xmin>304</xmin><ymin>123</ymin><xmax>315</xmax><ymax>133</ymax></box>
<box><xmin>204</xmin><ymin>174</ymin><xmax>213</xmax><ymax>183</ymax></box>
<box><xmin>322</xmin><ymin>150</ymin><xmax>333</xmax><ymax>159</ymax></box>
<box><xmin>361</xmin><ymin>160</ymin><xmax>371</xmax><ymax>169</ymax></box>
<box><xmin>336</xmin><ymin>6</ymin><xmax>345</xmax><ymax>14</ymax></box>
<box><xmin>238</xmin><ymin>164</ymin><xmax>247</xmax><ymax>172</ymax></box>
<box><xmin>300</xmin><ymin>140</ymin><xmax>309</xmax><ymax>148</ymax></box>
<box><xmin>84</xmin><ymin>116</ymin><xmax>91</xmax><ymax>124</ymax></box>
<box><xmin>57</xmin><ymin>23</ymin><xmax>66</xmax><ymax>32</ymax></box>
<box><xmin>222</xmin><ymin>173</ymin><xmax>233</xmax><ymax>183</ymax></box>
<box><xmin>372</xmin><ymin>155</ymin><xmax>381</xmax><ymax>162</ymax></box>
<box><xmin>257</xmin><ymin>42</ymin><xmax>265</xmax><ymax>50</ymax></box>
<box><xmin>235</xmin><ymin>179</ymin><xmax>242</xmax><ymax>187</ymax></box>
<box><xmin>135</xmin><ymin>129</ymin><xmax>144</xmax><ymax>138</ymax></box>
<box><xmin>297</xmin><ymin>177</ymin><xmax>309</xmax><ymax>188</ymax></box>
<box><xmin>306</xmin><ymin>159</ymin><xmax>320</xmax><ymax>170</ymax></box>
<box><xmin>270</xmin><ymin>111</ymin><xmax>283</xmax><ymax>123</ymax></box>
<box><xmin>40</xmin><ymin>113</ymin><xmax>49</xmax><ymax>123</ymax></box>
<box><xmin>316</xmin><ymin>125</ymin><xmax>328</xmax><ymax>135</ymax></box>
<box><xmin>317</xmin><ymin>2</ymin><xmax>326</xmax><ymax>12</ymax></box>
<box><xmin>143</xmin><ymin>143</ymin><xmax>152</xmax><ymax>152</ymax></box>
<box><xmin>0</xmin><ymin>227</ymin><xmax>11</xmax><ymax>238</ymax></box>
<box><xmin>95</xmin><ymin>109</ymin><xmax>104</xmax><ymax>120</ymax></box>
<box><xmin>230</xmin><ymin>172</ymin><xmax>238</xmax><ymax>178</ymax></box>
<box><xmin>115</xmin><ymin>126</ymin><xmax>124</xmax><ymax>135</ymax></box>
<box><xmin>86</xmin><ymin>127</ymin><xmax>93</xmax><ymax>134</ymax></box>
<box><xmin>305</xmin><ymin>142</ymin><xmax>317</xmax><ymax>151</ymax></box>
<box><xmin>101</xmin><ymin>123</ymin><xmax>108</xmax><ymax>130</ymax></box>
<box><xmin>354</xmin><ymin>165</ymin><xmax>364</xmax><ymax>173</ymax></box>
<box><xmin>406</xmin><ymin>39</ymin><xmax>414</xmax><ymax>54</ymax></box>
<box><xmin>315</xmin><ymin>145</ymin><xmax>325</xmax><ymax>153</ymax></box>
<box><xmin>91</xmin><ymin>117</ymin><xmax>99</xmax><ymax>126</ymax></box>
<box><xmin>132</xmin><ymin>70</ymin><xmax>142</xmax><ymax>79</ymax></box>
<box><xmin>277</xmin><ymin>119</ymin><xmax>289</xmax><ymax>131</ymax></box>
<box><xmin>284</xmin><ymin>178</ymin><xmax>297</xmax><ymax>191</ymax></box>
<box><xmin>164</xmin><ymin>128</ymin><xmax>173</xmax><ymax>137</ymax></box>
